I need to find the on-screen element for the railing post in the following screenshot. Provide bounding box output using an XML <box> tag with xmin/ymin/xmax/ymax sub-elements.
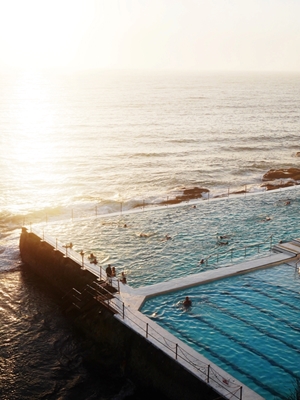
<box><xmin>270</xmin><ymin>235</ymin><xmax>273</xmax><ymax>249</ymax></box>
<box><xmin>146</xmin><ymin>323</ymin><xmax>148</xmax><ymax>338</ymax></box>
<box><xmin>240</xmin><ymin>385</ymin><xmax>243</xmax><ymax>400</ymax></box>
<box><xmin>231</xmin><ymin>249</ymin><xmax>233</xmax><ymax>261</ymax></box>
<box><xmin>122</xmin><ymin>302</ymin><xmax>125</xmax><ymax>319</ymax></box>
<box><xmin>207</xmin><ymin>364</ymin><xmax>210</xmax><ymax>383</ymax></box>
<box><xmin>80</xmin><ymin>251</ymin><xmax>85</xmax><ymax>269</ymax></box>
<box><xmin>175</xmin><ymin>343</ymin><xmax>178</xmax><ymax>360</ymax></box>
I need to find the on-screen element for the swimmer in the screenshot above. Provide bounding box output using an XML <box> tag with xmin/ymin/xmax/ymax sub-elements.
<box><xmin>183</xmin><ymin>296</ymin><xmax>192</xmax><ymax>307</ymax></box>
<box><xmin>219</xmin><ymin>235</ymin><xmax>229</xmax><ymax>240</ymax></box>
<box><xmin>199</xmin><ymin>259</ymin><xmax>205</xmax><ymax>264</ymax></box>
<box><xmin>139</xmin><ymin>232</ymin><xmax>148</xmax><ymax>237</ymax></box>
<box><xmin>160</xmin><ymin>234</ymin><xmax>172</xmax><ymax>241</ymax></box>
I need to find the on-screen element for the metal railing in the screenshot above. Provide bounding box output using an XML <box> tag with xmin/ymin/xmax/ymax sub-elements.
<box><xmin>21</xmin><ymin>182</ymin><xmax>299</xmax><ymax>228</ymax></box>
<box><xmin>30</xmin><ymin>226</ymin><xmax>121</xmax><ymax>292</ymax></box>
<box><xmin>110</xmin><ymin>294</ymin><xmax>243</xmax><ymax>400</ymax></box>
<box><xmin>64</xmin><ymin>281</ymin><xmax>243</xmax><ymax>399</ymax></box>
<box><xmin>202</xmin><ymin>234</ymin><xmax>274</xmax><ymax>268</ymax></box>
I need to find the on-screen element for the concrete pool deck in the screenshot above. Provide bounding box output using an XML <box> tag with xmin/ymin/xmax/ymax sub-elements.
<box><xmin>118</xmin><ymin>241</ymin><xmax>300</xmax><ymax>310</ymax></box>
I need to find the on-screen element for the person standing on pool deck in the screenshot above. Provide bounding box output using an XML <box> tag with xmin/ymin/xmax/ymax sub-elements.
<box><xmin>106</xmin><ymin>264</ymin><xmax>112</xmax><ymax>284</ymax></box>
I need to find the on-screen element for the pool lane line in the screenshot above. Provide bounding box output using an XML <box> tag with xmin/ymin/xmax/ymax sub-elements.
<box><xmin>185</xmin><ymin>311</ymin><xmax>300</xmax><ymax>382</ymax></box>
<box><xmin>240</xmin><ymin>283</ymin><xmax>300</xmax><ymax>313</ymax></box>
<box><xmin>206</xmin><ymin>301</ymin><xmax>300</xmax><ymax>354</ymax></box>
<box><xmin>222</xmin><ymin>292</ymin><xmax>300</xmax><ymax>333</ymax></box>
<box><xmin>160</xmin><ymin>319</ymin><xmax>283</xmax><ymax>399</ymax></box>
<box><xmin>224</xmin><ymin>290</ymin><xmax>300</xmax><ymax>332</ymax></box>
<box><xmin>243</xmin><ymin>275</ymin><xmax>300</xmax><ymax>301</ymax></box>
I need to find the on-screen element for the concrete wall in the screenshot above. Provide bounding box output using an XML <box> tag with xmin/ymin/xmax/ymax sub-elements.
<box><xmin>19</xmin><ymin>228</ymin><xmax>226</xmax><ymax>400</ymax></box>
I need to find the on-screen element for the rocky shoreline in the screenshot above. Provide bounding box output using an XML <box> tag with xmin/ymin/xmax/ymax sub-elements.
<box><xmin>261</xmin><ymin>167</ymin><xmax>300</xmax><ymax>191</ymax></box>
<box><xmin>133</xmin><ymin>168</ymin><xmax>300</xmax><ymax>209</ymax></box>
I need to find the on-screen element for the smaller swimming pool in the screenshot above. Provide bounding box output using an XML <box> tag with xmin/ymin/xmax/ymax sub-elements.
<box><xmin>141</xmin><ymin>263</ymin><xmax>300</xmax><ymax>400</ymax></box>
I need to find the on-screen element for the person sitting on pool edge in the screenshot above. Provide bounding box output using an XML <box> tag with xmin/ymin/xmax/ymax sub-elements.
<box><xmin>183</xmin><ymin>296</ymin><xmax>192</xmax><ymax>307</ymax></box>
<box><xmin>120</xmin><ymin>272</ymin><xmax>127</xmax><ymax>284</ymax></box>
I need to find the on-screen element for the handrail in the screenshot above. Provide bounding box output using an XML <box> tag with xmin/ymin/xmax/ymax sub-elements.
<box><xmin>109</xmin><ymin>295</ymin><xmax>243</xmax><ymax>400</ymax></box>
<box><xmin>203</xmin><ymin>235</ymin><xmax>274</xmax><ymax>267</ymax></box>
<box><xmin>21</xmin><ymin>182</ymin><xmax>299</xmax><ymax>228</ymax></box>
<box><xmin>30</xmin><ymin>226</ymin><xmax>120</xmax><ymax>292</ymax></box>
<box><xmin>62</xmin><ymin>280</ymin><xmax>243</xmax><ymax>399</ymax></box>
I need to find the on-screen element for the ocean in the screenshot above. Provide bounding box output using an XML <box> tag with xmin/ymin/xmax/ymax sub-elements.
<box><xmin>1</xmin><ymin>69</ymin><xmax>300</xmax><ymax>399</ymax></box>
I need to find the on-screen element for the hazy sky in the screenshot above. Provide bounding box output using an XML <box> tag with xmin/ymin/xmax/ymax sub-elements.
<box><xmin>0</xmin><ymin>0</ymin><xmax>299</xmax><ymax>72</ymax></box>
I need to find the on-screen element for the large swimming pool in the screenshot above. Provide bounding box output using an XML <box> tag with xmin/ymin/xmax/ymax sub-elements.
<box><xmin>43</xmin><ymin>186</ymin><xmax>300</xmax><ymax>288</ymax></box>
<box><xmin>141</xmin><ymin>263</ymin><xmax>300</xmax><ymax>400</ymax></box>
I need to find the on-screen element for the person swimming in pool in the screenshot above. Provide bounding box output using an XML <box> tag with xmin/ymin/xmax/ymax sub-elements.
<box><xmin>183</xmin><ymin>296</ymin><xmax>192</xmax><ymax>307</ymax></box>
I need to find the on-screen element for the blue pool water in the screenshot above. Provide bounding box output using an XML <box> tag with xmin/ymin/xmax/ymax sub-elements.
<box><xmin>141</xmin><ymin>264</ymin><xmax>300</xmax><ymax>400</ymax></box>
<box><xmin>37</xmin><ymin>186</ymin><xmax>300</xmax><ymax>399</ymax></box>
<box><xmin>42</xmin><ymin>186</ymin><xmax>300</xmax><ymax>288</ymax></box>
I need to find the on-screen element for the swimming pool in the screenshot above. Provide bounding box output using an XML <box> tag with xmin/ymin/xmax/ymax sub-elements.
<box><xmin>37</xmin><ymin>186</ymin><xmax>300</xmax><ymax>399</ymax></box>
<box><xmin>141</xmin><ymin>263</ymin><xmax>300</xmax><ymax>400</ymax></box>
<box><xmin>42</xmin><ymin>186</ymin><xmax>300</xmax><ymax>289</ymax></box>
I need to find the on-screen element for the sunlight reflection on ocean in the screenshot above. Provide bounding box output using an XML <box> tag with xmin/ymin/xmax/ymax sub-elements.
<box><xmin>1</xmin><ymin>70</ymin><xmax>300</xmax><ymax>224</ymax></box>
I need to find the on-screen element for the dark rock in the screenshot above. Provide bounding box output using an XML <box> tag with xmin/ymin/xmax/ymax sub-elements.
<box><xmin>262</xmin><ymin>168</ymin><xmax>300</xmax><ymax>181</ymax></box>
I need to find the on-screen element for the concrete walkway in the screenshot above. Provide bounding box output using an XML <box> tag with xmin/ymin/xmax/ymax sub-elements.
<box><xmin>119</xmin><ymin>246</ymin><xmax>298</xmax><ymax>311</ymax></box>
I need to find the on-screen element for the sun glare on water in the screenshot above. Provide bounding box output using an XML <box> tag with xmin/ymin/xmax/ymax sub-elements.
<box><xmin>3</xmin><ymin>71</ymin><xmax>65</xmax><ymax>213</ymax></box>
